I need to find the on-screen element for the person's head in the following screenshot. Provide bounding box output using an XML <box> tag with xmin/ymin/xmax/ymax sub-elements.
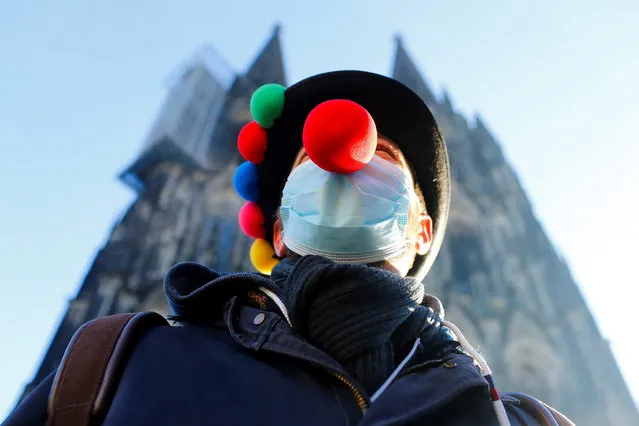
<box><xmin>236</xmin><ymin>71</ymin><xmax>451</xmax><ymax>281</ymax></box>
<box><xmin>272</xmin><ymin>134</ymin><xmax>433</xmax><ymax>277</ymax></box>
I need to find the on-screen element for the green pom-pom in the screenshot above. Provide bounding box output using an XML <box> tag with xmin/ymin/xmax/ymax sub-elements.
<box><xmin>250</xmin><ymin>84</ymin><xmax>286</xmax><ymax>128</ymax></box>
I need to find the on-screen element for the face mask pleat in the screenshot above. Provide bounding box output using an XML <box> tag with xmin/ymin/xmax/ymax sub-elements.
<box><xmin>280</xmin><ymin>156</ymin><xmax>414</xmax><ymax>264</ymax></box>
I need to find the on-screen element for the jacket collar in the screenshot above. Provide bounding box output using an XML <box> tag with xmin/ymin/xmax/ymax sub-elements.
<box><xmin>163</xmin><ymin>261</ymin><xmax>279</xmax><ymax>323</ymax></box>
<box><xmin>223</xmin><ymin>294</ymin><xmax>490</xmax><ymax>417</ymax></box>
<box><xmin>164</xmin><ymin>262</ymin><xmax>483</xmax><ymax>410</ymax></box>
<box><xmin>224</xmin><ymin>296</ymin><xmax>354</xmax><ymax>378</ymax></box>
<box><xmin>163</xmin><ymin>262</ymin><xmax>352</xmax><ymax>377</ymax></box>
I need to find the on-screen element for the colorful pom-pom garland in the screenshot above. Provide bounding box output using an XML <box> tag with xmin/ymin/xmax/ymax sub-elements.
<box><xmin>234</xmin><ymin>84</ymin><xmax>286</xmax><ymax>275</ymax></box>
<box><xmin>235</xmin><ymin>85</ymin><xmax>379</xmax><ymax>275</ymax></box>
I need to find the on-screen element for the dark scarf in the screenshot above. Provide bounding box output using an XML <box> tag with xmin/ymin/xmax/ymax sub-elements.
<box><xmin>271</xmin><ymin>255</ymin><xmax>455</xmax><ymax>395</ymax></box>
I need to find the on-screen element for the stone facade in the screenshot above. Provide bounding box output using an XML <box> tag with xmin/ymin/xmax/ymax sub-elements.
<box><xmin>19</xmin><ymin>27</ymin><xmax>638</xmax><ymax>425</ymax></box>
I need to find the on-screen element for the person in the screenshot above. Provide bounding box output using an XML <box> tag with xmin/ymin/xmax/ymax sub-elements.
<box><xmin>3</xmin><ymin>71</ymin><xmax>574</xmax><ymax>426</ymax></box>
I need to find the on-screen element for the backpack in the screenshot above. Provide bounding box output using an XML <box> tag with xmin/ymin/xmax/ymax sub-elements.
<box><xmin>46</xmin><ymin>312</ymin><xmax>169</xmax><ymax>426</ymax></box>
<box><xmin>46</xmin><ymin>313</ymin><xmax>574</xmax><ymax>426</ymax></box>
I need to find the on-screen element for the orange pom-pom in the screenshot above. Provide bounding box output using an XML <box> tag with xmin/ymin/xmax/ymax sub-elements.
<box><xmin>238</xmin><ymin>121</ymin><xmax>268</xmax><ymax>164</ymax></box>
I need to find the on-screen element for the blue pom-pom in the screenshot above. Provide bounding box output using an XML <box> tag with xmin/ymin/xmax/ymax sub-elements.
<box><xmin>234</xmin><ymin>161</ymin><xmax>259</xmax><ymax>202</ymax></box>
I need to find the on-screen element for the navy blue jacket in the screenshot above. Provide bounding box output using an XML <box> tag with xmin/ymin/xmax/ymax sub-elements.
<box><xmin>4</xmin><ymin>263</ymin><xmax>570</xmax><ymax>425</ymax></box>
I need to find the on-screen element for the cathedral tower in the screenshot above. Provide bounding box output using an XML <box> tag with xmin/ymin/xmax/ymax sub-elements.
<box><xmin>392</xmin><ymin>36</ymin><xmax>638</xmax><ymax>425</ymax></box>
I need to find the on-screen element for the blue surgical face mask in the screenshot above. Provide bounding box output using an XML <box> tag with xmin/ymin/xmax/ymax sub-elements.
<box><xmin>280</xmin><ymin>156</ymin><xmax>414</xmax><ymax>264</ymax></box>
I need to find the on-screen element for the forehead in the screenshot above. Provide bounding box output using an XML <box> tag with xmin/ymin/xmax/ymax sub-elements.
<box><xmin>291</xmin><ymin>135</ymin><xmax>416</xmax><ymax>185</ymax></box>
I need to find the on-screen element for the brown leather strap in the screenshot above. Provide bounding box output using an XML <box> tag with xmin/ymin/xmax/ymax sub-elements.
<box><xmin>508</xmin><ymin>392</ymin><xmax>575</xmax><ymax>426</ymax></box>
<box><xmin>47</xmin><ymin>312</ymin><xmax>168</xmax><ymax>426</ymax></box>
<box><xmin>543</xmin><ymin>402</ymin><xmax>576</xmax><ymax>426</ymax></box>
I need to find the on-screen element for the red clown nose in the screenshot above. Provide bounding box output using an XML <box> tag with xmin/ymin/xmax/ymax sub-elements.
<box><xmin>302</xmin><ymin>99</ymin><xmax>377</xmax><ymax>174</ymax></box>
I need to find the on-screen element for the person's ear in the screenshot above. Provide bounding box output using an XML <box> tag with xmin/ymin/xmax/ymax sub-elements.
<box><xmin>273</xmin><ymin>217</ymin><xmax>286</xmax><ymax>258</ymax></box>
<box><xmin>415</xmin><ymin>214</ymin><xmax>433</xmax><ymax>255</ymax></box>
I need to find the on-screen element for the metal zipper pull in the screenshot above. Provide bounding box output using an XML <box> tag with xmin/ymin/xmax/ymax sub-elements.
<box><xmin>393</xmin><ymin>358</ymin><xmax>445</xmax><ymax>382</ymax></box>
<box><xmin>327</xmin><ymin>370</ymin><xmax>369</xmax><ymax>413</ymax></box>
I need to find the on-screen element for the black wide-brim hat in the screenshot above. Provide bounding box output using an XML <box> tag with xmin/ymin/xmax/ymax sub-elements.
<box><xmin>235</xmin><ymin>70</ymin><xmax>451</xmax><ymax>281</ymax></box>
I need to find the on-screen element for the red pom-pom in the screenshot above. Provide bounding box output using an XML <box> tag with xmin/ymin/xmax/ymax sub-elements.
<box><xmin>238</xmin><ymin>121</ymin><xmax>268</xmax><ymax>164</ymax></box>
<box><xmin>238</xmin><ymin>201</ymin><xmax>265</xmax><ymax>239</ymax></box>
<box><xmin>302</xmin><ymin>100</ymin><xmax>377</xmax><ymax>174</ymax></box>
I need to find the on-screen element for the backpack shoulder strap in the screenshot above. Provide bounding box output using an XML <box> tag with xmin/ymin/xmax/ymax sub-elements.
<box><xmin>505</xmin><ymin>392</ymin><xmax>575</xmax><ymax>426</ymax></box>
<box><xmin>47</xmin><ymin>311</ymin><xmax>169</xmax><ymax>426</ymax></box>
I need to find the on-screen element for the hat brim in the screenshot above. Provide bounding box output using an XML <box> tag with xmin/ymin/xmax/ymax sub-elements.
<box><xmin>257</xmin><ymin>71</ymin><xmax>451</xmax><ymax>281</ymax></box>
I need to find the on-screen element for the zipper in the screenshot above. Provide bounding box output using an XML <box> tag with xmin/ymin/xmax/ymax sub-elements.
<box><xmin>257</xmin><ymin>335</ymin><xmax>370</xmax><ymax>414</ymax></box>
<box><xmin>326</xmin><ymin>359</ymin><xmax>444</xmax><ymax>413</ymax></box>
<box><xmin>328</xmin><ymin>370</ymin><xmax>369</xmax><ymax>413</ymax></box>
<box><xmin>393</xmin><ymin>358</ymin><xmax>444</xmax><ymax>382</ymax></box>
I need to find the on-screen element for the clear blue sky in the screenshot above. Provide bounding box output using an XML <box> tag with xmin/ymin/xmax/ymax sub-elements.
<box><xmin>1</xmin><ymin>0</ymin><xmax>638</xmax><ymax>418</ymax></box>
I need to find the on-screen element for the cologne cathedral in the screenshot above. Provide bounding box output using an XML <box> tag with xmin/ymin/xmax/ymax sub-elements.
<box><xmin>18</xmin><ymin>26</ymin><xmax>638</xmax><ymax>425</ymax></box>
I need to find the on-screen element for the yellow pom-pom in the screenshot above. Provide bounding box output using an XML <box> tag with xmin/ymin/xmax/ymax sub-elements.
<box><xmin>250</xmin><ymin>239</ymin><xmax>280</xmax><ymax>275</ymax></box>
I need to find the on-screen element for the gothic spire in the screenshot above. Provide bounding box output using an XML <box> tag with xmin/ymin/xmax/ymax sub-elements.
<box><xmin>391</xmin><ymin>35</ymin><xmax>436</xmax><ymax>104</ymax></box>
<box><xmin>441</xmin><ymin>88</ymin><xmax>454</xmax><ymax>112</ymax></box>
<box><xmin>245</xmin><ymin>24</ymin><xmax>287</xmax><ymax>87</ymax></box>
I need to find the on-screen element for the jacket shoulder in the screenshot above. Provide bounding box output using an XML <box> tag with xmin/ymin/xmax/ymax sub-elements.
<box><xmin>2</xmin><ymin>371</ymin><xmax>55</xmax><ymax>426</ymax></box>
<box><xmin>1</xmin><ymin>324</ymin><xmax>219</xmax><ymax>426</ymax></box>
